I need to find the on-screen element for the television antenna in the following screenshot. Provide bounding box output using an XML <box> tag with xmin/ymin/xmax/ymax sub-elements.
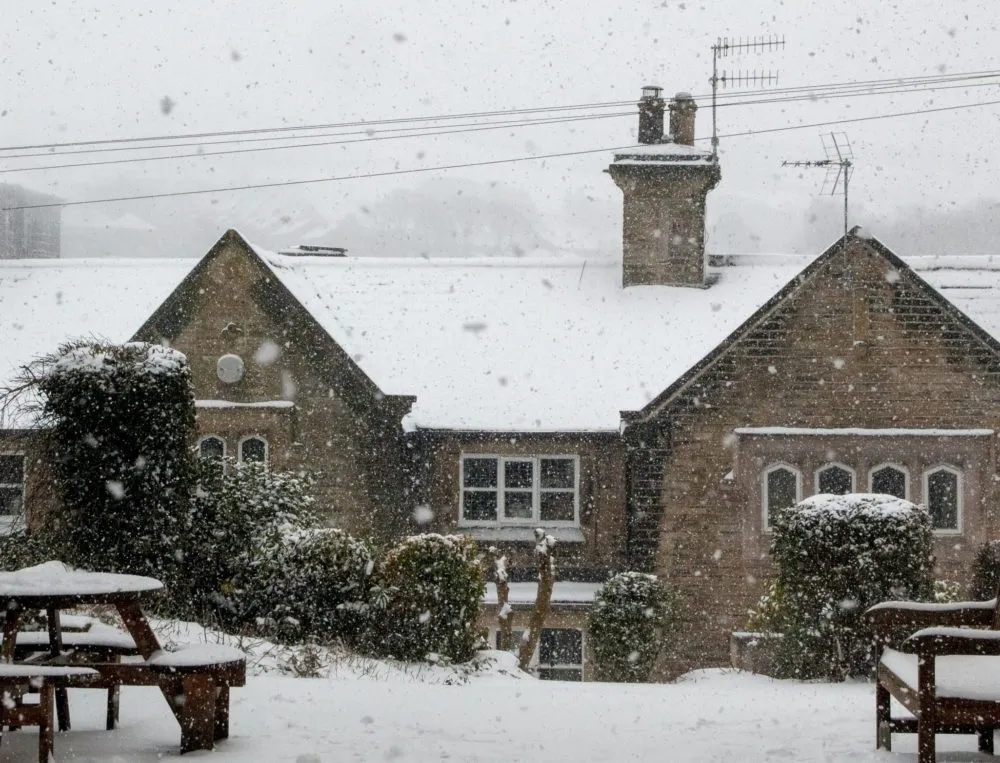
<box><xmin>710</xmin><ymin>35</ymin><xmax>785</xmax><ymax>159</ymax></box>
<box><xmin>782</xmin><ymin>132</ymin><xmax>855</xmax><ymax>245</ymax></box>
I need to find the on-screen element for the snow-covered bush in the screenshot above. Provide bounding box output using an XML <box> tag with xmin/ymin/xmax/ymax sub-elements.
<box><xmin>242</xmin><ymin>528</ymin><xmax>375</xmax><ymax>645</ymax></box>
<box><xmin>764</xmin><ymin>493</ymin><xmax>933</xmax><ymax>680</ymax></box>
<box><xmin>363</xmin><ymin>534</ymin><xmax>485</xmax><ymax>663</ymax></box>
<box><xmin>970</xmin><ymin>540</ymin><xmax>1000</xmax><ymax>600</ymax></box>
<box><xmin>587</xmin><ymin>571</ymin><xmax>682</xmax><ymax>682</ymax></box>
<box><xmin>32</xmin><ymin>341</ymin><xmax>196</xmax><ymax>581</ymax></box>
<box><xmin>174</xmin><ymin>458</ymin><xmax>320</xmax><ymax>625</ymax></box>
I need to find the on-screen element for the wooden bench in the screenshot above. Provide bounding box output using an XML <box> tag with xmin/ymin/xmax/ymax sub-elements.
<box><xmin>64</xmin><ymin>643</ymin><xmax>247</xmax><ymax>754</ymax></box>
<box><xmin>0</xmin><ymin>664</ymin><xmax>97</xmax><ymax>763</ymax></box>
<box><xmin>867</xmin><ymin>597</ymin><xmax>1000</xmax><ymax>763</ymax></box>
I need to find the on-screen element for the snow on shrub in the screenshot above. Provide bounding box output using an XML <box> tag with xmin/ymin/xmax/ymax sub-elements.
<box><xmin>31</xmin><ymin>341</ymin><xmax>196</xmax><ymax>581</ymax></box>
<box><xmin>587</xmin><ymin>571</ymin><xmax>682</xmax><ymax>682</ymax></box>
<box><xmin>763</xmin><ymin>493</ymin><xmax>933</xmax><ymax>680</ymax></box>
<box><xmin>364</xmin><ymin>533</ymin><xmax>485</xmax><ymax>663</ymax></box>
<box><xmin>970</xmin><ymin>540</ymin><xmax>1000</xmax><ymax>600</ymax></box>
<box><xmin>244</xmin><ymin>528</ymin><xmax>375</xmax><ymax>645</ymax></box>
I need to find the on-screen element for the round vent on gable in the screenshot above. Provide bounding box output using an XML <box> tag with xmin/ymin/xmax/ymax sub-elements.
<box><xmin>217</xmin><ymin>354</ymin><xmax>245</xmax><ymax>384</ymax></box>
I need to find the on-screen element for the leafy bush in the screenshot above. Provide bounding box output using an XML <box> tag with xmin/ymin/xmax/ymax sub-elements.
<box><xmin>970</xmin><ymin>540</ymin><xmax>1000</xmax><ymax>600</ymax></box>
<box><xmin>364</xmin><ymin>534</ymin><xmax>485</xmax><ymax>663</ymax></box>
<box><xmin>31</xmin><ymin>341</ymin><xmax>197</xmax><ymax>581</ymax></box>
<box><xmin>587</xmin><ymin>572</ymin><xmax>682</xmax><ymax>682</ymax></box>
<box><xmin>763</xmin><ymin>493</ymin><xmax>934</xmax><ymax>680</ymax></box>
<box><xmin>0</xmin><ymin>529</ymin><xmax>56</xmax><ymax>572</ymax></box>
<box><xmin>240</xmin><ymin>528</ymin><xmax>375</xmax><ymax>644</ymax></box>
<box><xmin>172</xmin><ymin>459</ymin><xmax>321</xmax><ymax>625</ymax></box>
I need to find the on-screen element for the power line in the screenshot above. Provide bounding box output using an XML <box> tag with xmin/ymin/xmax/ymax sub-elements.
<box><xmin>0</xmin><ymin>112</ymin><xmax>633</xmax><ymax>174</ymax></box>
<box><xmin>4</xmin><ymin>79</ymin><xmax>997</xmax><ymax>176</ymax></box>
<box><xmin>4</xmin><ymin>95</ymin><xmax>1000</xmax><ymax>212</ymax></box>
<box><xmin>4</xmin><ymin>67</ymin><xmax>1000</xmax><ymax>155</ymax></box>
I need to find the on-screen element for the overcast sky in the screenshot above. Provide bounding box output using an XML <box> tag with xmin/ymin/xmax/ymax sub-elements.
<box><xmin>2</xmin><ymin>0</ymin><xmax>999</xmax><ymax>258</ymax></box>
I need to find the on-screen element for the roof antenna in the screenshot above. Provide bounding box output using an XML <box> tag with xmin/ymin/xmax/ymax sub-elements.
<box><xmin>709</xmin><ymin>35</ymin><xmax>785</xmax><ymax>160</ymax></box>
<box><xmin>782</xmin><ymin>132</ymin><xmax>855</xmax><ymax>254</ymax></box>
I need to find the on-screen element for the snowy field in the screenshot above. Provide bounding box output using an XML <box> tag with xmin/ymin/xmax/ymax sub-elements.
<box><xmin>0</xmin><ymin>637</ymin><xmax>995</xmax><ymax>763</ymax></box>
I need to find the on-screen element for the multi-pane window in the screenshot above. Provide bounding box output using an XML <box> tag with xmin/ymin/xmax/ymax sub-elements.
<box><xmin>763</xmin><ymin>465</ymin><xmax>800</xmax><ymax>528</ymax></box>
<box><xmin>198</xmin><ymin>436</ymin><xmax>225</xmax><ymax>461</ymax></box>
<box><xmin>461</xmin><ymin>455</ymin><xmax>578</xmax><ymax>525</ymax></box>
<box><xmin>493</xmin><ymin>627</ymin><xmax>584</xmax><ymax>681</ymax></box>
<box><xmin>0</xmin><ymin>455</ymin><xmax>25</xmax><ymax>523</ymax></box>
<box><xmin>925</xmin><ymin>467</ymin><xmax>960</xmax><ymax>531</ymax></box>
<box><xmin>817</xmin><ymin>464</ymin><xmax>854</xmax><ymax>495</ymax></box>
<box><xmin>240</xmin><ymin>436</ymin><xmax>268</xmax><ymax>464</ymax></box>
<box><xmin>870</xmin><ymin>465</ymin><xmax>907</xmax><ymax>500</ymax></box>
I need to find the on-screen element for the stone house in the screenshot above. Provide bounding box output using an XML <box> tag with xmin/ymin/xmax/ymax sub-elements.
<box><xmin>3</xmin><ymin>88</ymin><xmax>1000</xmax><ymax>679</ymax></box>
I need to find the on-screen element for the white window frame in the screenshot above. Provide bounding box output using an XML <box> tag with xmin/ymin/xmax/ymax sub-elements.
<box><xmin>238</xmin><ymin>435</ymin><xmax>269</xmax><ymax>465</ymax></box>
<box><xmin>761</xmin><ymin>462</ymin><xmax>802</xmax><ymax>531</ymax></box>
<box><xmin>923</xmin><ymin>465</ymin><xmax>963</xmax><ymax>534</ymax></box>
<box><xmin>0</xmin><ymin>452</ymin><xmax>26</xmax><ymax>534</ymax></box>
<box><xmin>490</xmin><ymin>627</ymin><xmax>585</xmax><ymax>681</ymax></box>
<box><xmin>459</xmin><ymin>454</ymin><xmax>580</xmax><ymax>527</ymax></box>
<box><xmin>814</xmin><ymin>462</ymin><xmax>856</xmax><ymax>495</ymax></box>
<box><xmin>197</xmin><ymin>435</ymin><xmax>227</xmax><ymax>460</ymax></box>
<box><xmin>868</xmin><ymin>463</ymin><xmax>909</xmax><ymax>500</ymax></box>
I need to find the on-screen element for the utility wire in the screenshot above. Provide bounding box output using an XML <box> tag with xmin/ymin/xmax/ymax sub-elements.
<box><xmin>5</xmin><ymin>96</ymin><xmax>1000</xmax><ymax>212</ymax></box>
<box><xmin>0</xmin><ymin>112</ymin><xmax>633</xmax><ymax>174</ymax></box>
<box><xmin>4</xmin><ymin>79</ymin><xmax>997</xmax><ymax>175</ymax></box>
<box><xmin>3</xmin><ymin>67</ymin><xmax>1000</xmax><ymax>154</ymax></box>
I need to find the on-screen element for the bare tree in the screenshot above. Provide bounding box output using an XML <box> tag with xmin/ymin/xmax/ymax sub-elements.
<box><xmin>488</xmin><ymin>546</ymin><xmax>514</xmax><ymax>652</ymax></box>
<box><xmin>518</xmin><ymin>529</ymin><xmax>556</xmax><ymax>672</ymax></box>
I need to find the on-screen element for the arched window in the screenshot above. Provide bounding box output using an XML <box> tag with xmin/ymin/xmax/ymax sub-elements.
<box><xmin>763</xmin><ymin>464</ymin><xmax>801</xmax><ymax>529</ymax></box>
<box><xmin>198</xmin><ymin>436</ymin><xmax>225</xmax><ymax>462</ymax></box>
<box><xmin>816</xmin><ymin>464</ymin><xmax>854</xmax><ymax>495</ymax></box>
<box><xmin>870</xmin><ymin>464</ymin><xmax>908</xmax><ymax>500</ymax></box>
<box><xmin>239</xmin><ymin>436</ymin><xmax>268</xmax><ymax>465</ymax></box>
<box><xmin>924</xmin><ymin>466</ymin><xmax>961</xmax><ymax>531</ymax></box>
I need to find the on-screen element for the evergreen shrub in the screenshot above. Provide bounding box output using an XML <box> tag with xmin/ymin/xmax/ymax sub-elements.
<box><xmin>587</xmin><ymin>571</ymin><xmax>682</xmax><ymax>682</ymax></box>
<box><xmin>970</xmin><ymin>540</ymin><xmax>1000</xmax><ymax>600</ymax></box>
<box><xmin>35</xmin><ymin>341</ymin><xmax>196</xmax><ymax>581</ymax></box>
<box><xmin>762</xmin><ymin>493</ymin><xmax>934</xmax><ymax>680</ymax></box>
<box><xmin>364</xmin><ymin>533</ymin><xmax>484</xmax><ymax>663</ymax></box>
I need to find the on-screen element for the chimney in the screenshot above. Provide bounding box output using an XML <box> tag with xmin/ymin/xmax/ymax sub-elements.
<box><xmin>668</xmin><ymin>92</ymin><xmax>697</xmax><ymax>146</ymax></box>
<box><xmin>637</xmin><ymin>86</ymin><xmax>665</xmax><ymax>144</ymax></box>
<box><xmin>607</xmin><ymin>88</ymin><xmax>720</xmax><ymax>288</ymax></box>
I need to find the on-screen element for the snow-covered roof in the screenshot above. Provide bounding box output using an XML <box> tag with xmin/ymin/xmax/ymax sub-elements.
<box><xmin>483</xmin><ymin>581</ymin><xmax>601</xmax><ymax>606</ymax></box>
<box><xmin>257</xmin><ymin>250</ymin><xmax>809</xmax><ymax>430</ymax></box>
<box><xmin>611</xmin><ymin>141</ymin><xmax>715</xmax><ymax>166</ymax></box>
<box><xmin>7</xmin><ymin>244</ymin><xmax>1000</xmax><ymax>433</ymax></box>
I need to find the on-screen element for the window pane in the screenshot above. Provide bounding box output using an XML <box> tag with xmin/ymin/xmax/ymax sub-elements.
<box><xmin>540</xmin><ymin>492</ymin><xmax>575</xmax><ymax>522</ymax></box>
<box><xmin>199</xmin><ymin>437</ymin><xmax>224</xmax><ymax>461</ymax></box>
<box><xmin>539</xmin><ymin>628</ymin><xmax>583</xmax><ymax>666</ymax></box>
<box><xmin>818</xmin><ymin>466</ymin><xmax>853</xmax><ymax>495</ymax></box>
<box><xmin>871</xmin><ymin>467</ymin><xmax>906</xmax><ymax>499</ymax></box>
<box><xmin>766</xmin><ymin>468</ymin><xmax>798</xmax><ymax>512</ymax></box>
<box><xmin>504</xmin><ymin>460</ymin><xmax>534</xmax><ymax>489</ymax></box>
<box><xmin>927</xmin><ymin>470</ymin><xmax>959</xmax><ymax>530</ymax></box>
<box><xmin>463</xmin><ymin>491</ymin><xmax>497</xmax><ymax>521</ymax></box>
<box><xmin>540</xmin><ymin>458</ymin><xmax>575</xmax><ymax>489</ymax></box>
<box><xmin>463</xmin><ymin>458</ymin><xmax>497</xmax><ymax>488</ymax></box>
<box><xmin>537</xmin><ymin>667</ymin><xmax>583</xmax><ymax>682</ymax></box>
<box><xmin>241</xmin><ymin>437</ymin><xmax>267</xmax><ymax>463</ymax></box>
<box><xmin>0</xmin><ymin>455</ymin><xmax>23</xmax><ymax>485</ymax></box>
<box><xmin>0</xmin><ymin>487</ymin><xmax>22</xmax><ymax>516</ymax></box>
<box><xmin>503</xmin><ymin>491</ymin><xmax>533</xmax><ymax>519</ymax></box>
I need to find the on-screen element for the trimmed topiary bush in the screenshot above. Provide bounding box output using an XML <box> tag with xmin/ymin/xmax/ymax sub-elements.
<box><xmin>763</xmin><ymin>493</ymin><xmax>934</xmax><ymax>680</ymax></box>
<box><xmin>364</xmin><ymin>533</ymin><xmax>485</xmax><ymax>663</ymax></box>
<box><xmin>587</xmin><ymin>571</ymin><xmax>682</xmax><ymax>682</ymax></box>
<box><xmin>240</xmin><ymin>528</ymin><xmax>375</xmax><ymax>645</ymax></box>
<box><xmin>970</xmin><ymin>540</ymin><xmax>1000</xmax><ymax>600</ymax></box>
<box><xmin>32</xmin><ymin>341</ymin><xmax>197</xmax><ymax>581</ymax></box>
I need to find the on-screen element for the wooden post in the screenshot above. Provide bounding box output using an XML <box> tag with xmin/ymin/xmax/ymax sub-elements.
<box><xmin>917</xmin><ymin>654</ymin><xmax>936</xmax><ymax>763</ymax></box>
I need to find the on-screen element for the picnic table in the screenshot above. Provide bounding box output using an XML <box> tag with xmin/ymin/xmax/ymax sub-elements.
<box><xmin>0</xmin><ymin>561</ymin><xmax>245</xmax><ymax>755</ymax></box>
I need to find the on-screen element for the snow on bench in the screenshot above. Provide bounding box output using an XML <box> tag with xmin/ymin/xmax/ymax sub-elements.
<box><xmin>146</xmin><ymin>644</ymin><xmax>246</xmax><ymax>669</ymax></box>
<box><xmin>0</xmin><ymin>665</ymin><xmax>98</xmax><ymax>679</ymax></box>
<box><xmin>14</xmin><ymin>629</ymin><xmax>138</xmax><ymax>652</ymax></box>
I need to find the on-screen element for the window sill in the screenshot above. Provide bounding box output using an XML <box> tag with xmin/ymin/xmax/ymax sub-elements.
<box><xmin>459</xmin><ymin>526</ymin><xmax>586</xmax><ymax>544</ymax></box>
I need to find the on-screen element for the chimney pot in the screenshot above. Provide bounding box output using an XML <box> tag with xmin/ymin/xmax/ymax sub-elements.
<box><xmin>668</xmin><ymin>92</ymin><xmax>698</xmax><ymax>146</ymax></box>
<box><xmin>637</xmin><ymin>86</ymin><xmax>666</xmax><ymax>145</ymax></box>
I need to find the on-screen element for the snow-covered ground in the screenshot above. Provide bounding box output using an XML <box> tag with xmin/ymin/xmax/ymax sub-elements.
<box><xmin>0</xmin><ymin>621</ymin><xmax>992</xmax><ymax>762</ymax></box>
